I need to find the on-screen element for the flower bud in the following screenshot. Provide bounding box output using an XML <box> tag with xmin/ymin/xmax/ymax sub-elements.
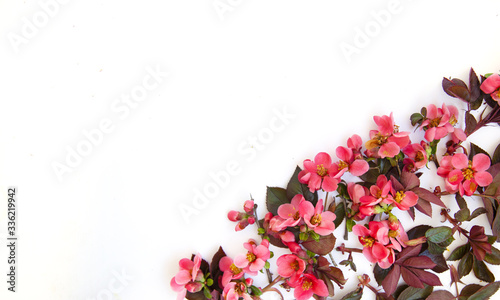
<box><xmin>243</xmin><ymin>200</ymin><xmax>255</xmax><ymax>213</ymax></box>
<box><xmin>228</xmin><ymin>210</ymin><xmax>243</xmax><ymax>222</ymax></box>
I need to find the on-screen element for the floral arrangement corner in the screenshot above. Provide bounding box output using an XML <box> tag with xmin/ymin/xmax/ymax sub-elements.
<box><xmin>171</xmin><ymin>68</ymin><xmax>500</xmax><ymax>300</ymax></box>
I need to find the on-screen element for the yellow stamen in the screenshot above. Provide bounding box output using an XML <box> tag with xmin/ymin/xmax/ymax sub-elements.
<box><xmin>338</xmin><ymin>160</ymin><xmax>349</xmax><ymax>170</ymax></box>
<box><xmin>360</xmin><ymin>236</ymin><xmax>375</xmax><ymax>247</ymax></box>
<box><xmin>317</xmin><ymin>164</ymin><xmax>327</xmax><ymax>177</ymax></box>
<box><xmin>310</xmin><ymin>214</ymin><xmax>322</xmax><ymax>225</ymax></box>
<box><xmin>229</xmin><ymin>264</ymin><xmax>242</xmax><ymax>275</ymax></box>
<box><xmin>302</xmin><ymin>280</ymin><xmax>313</xmax><ymax>291</ymax></box>
<box><xmin>246</xmin><ymin>252</ymin><xmax>256</xmax><ymax>263</ymax></box>
<box><xmin>394</xmin><ymin>191</ymin><xmax>406</xmax><ymax>203</ymax></box>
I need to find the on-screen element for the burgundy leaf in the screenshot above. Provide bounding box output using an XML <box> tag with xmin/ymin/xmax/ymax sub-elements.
<box><xmin>390</xmin><ymin>175</ymin><xmax>405</xmax><ymax>191</ymax></box>
<box><xmin>412</xmin><ymin>187</ymin><xmax>445</xmax><ymax>207</ymax></box>
<box><xmin>410</xmin><ymin>268</ymin><xmax>442</xmax><ymax>286</ymax></box>
<box><xmin>302</xmin><ymin>233</ymin><xmax>335</xmax><ymax>255</ymax></box>
<box><xmin>402</xmin><ymin>256</ymin><xmax>436</xmax><ymax>269</ymax></box>
<box><xmin>448</xmin><ymin>85</ymin><xmax>471</xmax><ymax>102</ymax></box>
<box><xmin>382</xmin><ymin>264</ymin><xmax>401</xmax><ymax>296</ymax></box>
<box><xmin>469</xmin><ymin>68</ymin><xmax>481</xmax><ymax>101</ymax></box>
<box><xmin>396</xmin><ymin>244</ymin><xmax>422</xmax><ymax>263</ymax></box>
<box><xmin>401</xmin><ymin>171</ymin><xmax>420</xmax><ymax>190</ymax></box>
<box><xmin>401</xmin><ymin>267</ymin><xmax>424</xmax><ymax>289</ymax></box>
<box><xmin>415</xmin><ymin>198</ymin><xmax>432</xmax><ymax>217</ymax></box>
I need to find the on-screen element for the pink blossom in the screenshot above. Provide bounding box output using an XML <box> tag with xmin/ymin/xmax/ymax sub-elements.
<box><xmin>277</xmin><ymin>254</ymin><xmax>306</xmax><ymax>284</ymax></box>
<box><xmin>359</xmin><ymin>175</ymin><xmax>394</xmax><ymax>214</ymax></box>
<box><xmin>228</xmin><ymin>200</ymin><xmax>256</xmax><ymax>231</ymax></box>
<box><xmin>291</xmin><ymin>273</ymin><xmax>329</xmax><ymax>300</ymax></box>
<box><xmin>480</xmin><ymin>73</ymin><xmax>500</xmax><ymax>101</ymax></box>
<box><xmin>219</xmin><ymin>256</ymin><xmax>244</xmax><ymax>288</ymax></box>
<box><xmin>348</xmin><ymin>182</ymin><xmax>369</xmax><ymax>205</ymax></box>
<box><xmin>298</xmin><ymin>152</ymin><xmax>339</xmax><ymax>192</ymax></box>
<box><xmin>365</xmin><ymin>113</ymin><xmax>410</xmax><ymax>158</ymax></box>
<box><xmin>353</xmin><ymin>222</ymin><xmax>395</xmax><ymax>269</ymax></box>
<box><xmin>299</xmin><ymin>199</ymin><xmax>336</xmax><ymax>235</ymax></box>
<box><xmin>402</xmin><ymin>143</ymin><xmax>428</xmax><ymax>170</ymax></box>
<box><xmin>420</xmin><ymin>104</ymin><xmax>460</xmax><ymax>141</ymax></box>
<box><xmin>347</xmin><ymin>134</ymin><xmax>364</xmax><ymax>158</ymax></box>
<box><xmin>222</xmin><ymin>279</ymin><xmax>254</xmax><ymax>300</ymax></box>
<box><xmin>389</xmin><ymin>189</ymin><xmax>418</xmax><ymax>211</ymax></box>
<box><xmin>384</xmin><ymin>218</ymin><xmax>409</xmax><ymax>252</ymax></box>
<box><xmin>170</xmin><ymin>254</ymin><xmax>204</xmax><ymax>300</ymax></box>
<box><xmin>332</xmin><ymin>145</ymin><xmax>369</xmax><ymax>177</ymax></box>
<box><xmin>278</xmin><ymin>195</ymin><xmax>305</xmax><ymax>227</ymax></box>
<box><xmin>438</xmin><ymin>153</ymin><xmax>493</xmax><ymax>196</ymax></box>
<box><xmin>234</xmin><ymin>239</ymin><xmax>270</xmax><ymax>275</ymax></box>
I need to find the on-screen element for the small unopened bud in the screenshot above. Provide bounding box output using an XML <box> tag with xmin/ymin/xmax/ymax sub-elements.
<box><xmin>404</xmin><ymin>236</ymin><xmax>427</xmax><ymax>246</ymax></box>
<box><xmin>228</xmin><ymin>210</ymin><xmax>243</xmax><ymax>222</ymax></box>
<box><xmin>243</xmin><ymin>200</ymin><xmax>255</xmax><ymax>213</ymax></box>
<box><xmin>247</xmin><ymin>216</ymin><xmax>256</xmax><ymax>224</ymax></box>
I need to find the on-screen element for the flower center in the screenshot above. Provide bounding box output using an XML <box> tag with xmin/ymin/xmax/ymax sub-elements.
<box><xmin>229</xmin><ymin>263</ymin><xmax>242</xmax><ymax>275</ymax></box>
<box><xmin>394</xmin><ymin>191</ymin><xmax>406</xmax><ymax>203</ymax></box>
<box><xmin>388</xmin><ymin>229</ymin><xmax>398</xmax><ymax>238</ymax></box>
<box><xmin>302</xmin><ymin>279</ymin><xmax>313</xmax><ymax>291</ymax></box>
<box><xmin>235</xmin><ymin>282</ymin><xmax>246</xmax><ymax>294</ymax></box>
<box><xmin>462</xmin><ymin>161</ymin><xmax>474</xmax><ymax>180</ymax></box>
<box><xmin>360</xmin><ymin>236</ymin><xmax>375</xmax><ymax>247</ymax></box>
<box><xmin>429</xmin><ymin>117</ymin><xmax>441</xmax><ymax>128</ymax></box>
<box><xmin>290</xmin><ymin>260</ymin><xmax>300</xmax><ymax>271</ymax></box>
<box><xmin>293</xmin><ymin>211</ymin><xmax>301</xmax><ymax>221</ymax></box>
<box><xmin>246</xmin><ymin>252</ymin><xmax>256</xmax><ymax>263</ymax></box>
<box><xmin>338</xmin><ymin>160</ymin><xmax>349</xmax><ymax>170</ymax></box>
<box><xmin>449</xmin><ymin>115</ymin><xmax>458</xmax><ymax>126</ymax></box>
<box><xmin>310</xmin><ymin>214</ymin><xmax>322</xmax><ymax>225</ymax></box>
<box><xmin>415</xmin><ymin>151</ymin><xmax>424</xmax><ymax>162</ymax></box>
<box><xmin>317</xmin><ymin>164</ymin><xmax>328</xmax><ymax>177</ymax></box>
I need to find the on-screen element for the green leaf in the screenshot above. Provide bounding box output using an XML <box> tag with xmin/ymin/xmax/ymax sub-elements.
<box><xmin>346</xmin><ymin>218</ymin><xmax>355</xmax><ymax>232</ymax></box>
<box><xmin>473</xmin><ymin>257</ymin><xmax>495</xmax><ymax>282</ymax></box>
<box><xmin>333</xmin><ymin>202</ymin><xmax>345</xmax><ymax>229</ymax></box>
<box><xmin>469</xmin><ymin>143</ymin><xmax>490</xmax><ymax>161</ymax></box>
<box><xmin>411</xmin><ymin>113</ymin><xmax>424</xmax><ymax>126</ymax></box>
<box><xmin>468</xmin><ymin>281</ymin><xmax>500</xmax><ymax>300</ymax></box>
<box><xmin>484</xmin><ymin>246</ymin><xmax>500</xmax><ymax>265</ymax></box>
<box><xmin>469</xmin><ymin>207</ymin><xmax>487</xmax><ymax>221</ymax></box>
<box><xmin>249</xmin><ymin>285</ymin><xmax>263</xmax><ymax>296</ymax></box>
<box><xmin>428</xmin><ymin>242</ymin><xmax>447</xmax><ymax>255</ymax></box>
<box><xmin>340</xmin><ymin>287</ymin><xmax>363</xmax><ymax>300</ymax></box>
<box><xmin>302</xmin><ymin>233</ymin><xmax>336</xmax><ymax>255</ymax></box>
<box><xmin>266</xmin><ymin>187</ymin><xmax>289</xmax><ymax>215</ymax></box>
<box><xmin>426</xmin><ymin>227</ymin><xmax>453</xmax><ymax>244</ymax></box>
<box><xmin>286</xmin><ymin>166</ymin><xmax>318</xmax><ymax>204</ymax></box>
<box><xmin>458</xmin><ymin>252</ymin><xmax>473</xmax><ymax>278</ymax></box>
<box><xmin>492</xmin><ymin>143</ymin><xmax>500</xmax><ymax>165</ymax></box>
<box><xmin>448</xmin><ymin>243</ymin><xmax>470</xmax><ymax>261</ymax></box>
<box><xmin>456</xmin><ymin>193</ymin><xmax>468</xmax><ymax>210</ymax></box>
<box><xmin>397</xmin><ymin>284</ymin><xmax>433</xmax><ymax>300</ymax></box>
<box><xmin>455</xmin><ymin>208</ymin><xmax>471</xmax><ymax>222</ymax></box>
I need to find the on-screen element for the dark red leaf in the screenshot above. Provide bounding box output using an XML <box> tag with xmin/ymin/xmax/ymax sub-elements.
<box><xmin>401</xmin><ymin>171</ymin><xmax>420</xmax><ymax>190</ymax></box>
<box><xmin>382</xmin><ymin>264</ymin><xmax>401</xmax><ymax>296</ymax></box>
<box><xmin>396</xmin><ymin>245</ymin><xmax>422</xmax><ymax>263</ymax></box>
<box><xmin>410</xmin><ymin>268</ymin><xmax>442</xmax><ymax>286</ymax></box>
<box><xmin>448</xmin><ymin>85</ymin><xmax>471</xmax><ymax>102</ymax></box>
<box><xmin>412</xmin><ymin>187</ymin><xmax>445</xmax><ymax>207</ymax></box>
<box><xmin>302</xmin><ymin>233</ymin><xmax>335</xmax><ymax>255</ymax></box>
<box><xmin>465</xmin><ymin>111</ymin><xmax>478</xmax><ymax>135</ymax></box>
<box><xmin>401</xmin><ymin>267</ymin><xmax>424</xmax><ymax>289</ymax></box>
<box><xmin>415</xmin><ymin>198</ymin><xmax>432</xmax><ymax>217</ymax></box>
<box><xmin>390</xmin><ymin>175</ymin><xmax>405</xmax><ymax>191</ymax></box>
<box><xmin>402</xmin><ymin>256</ymin><xmax>436</xmax><ymax>269</ymax></box>
<box><xmin>468</xmin><ymin>281</ymin><xmax>500</xmax><ymax>300</ymax></box>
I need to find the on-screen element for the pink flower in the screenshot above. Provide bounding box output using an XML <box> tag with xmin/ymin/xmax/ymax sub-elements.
<box><xmin>298</xmin><ymin>152</ymin><xmax>340</xmax><ymax>192</ymax></box>
<box><xmin>365</xmin><ymin>113</ymin><xmax>410</xmax><ymax>158</ymax></box>
<box><xmin>481</xmin><ymin>73</ymin><xmax>500</xmax><ymax>101</ymax></box>
<box><xmin>402</xmin><ymin>143</ymin><xmax>428</xmax><ymax>170</ymax></box>
<box><xmin>277</xmin><ymin>254</ymin><xmax>306</xmax><ymax>283</ymax></box>
<box><xmin>278</xmin><ymin>195</ymin><xmax>305</xmax><ymax>227</ymax></box>
<box><xmin>347</xmin><ymin>134</ymin><xmax>364</xmax><ymax>159</ymax></box>
<box><xmin>292</xmin><ymin>273</ymin><xmax>329</xmax><ymax>300</ymax></box>
<box><xmin>170</xmin><ymin>254</ymin><xmax>204</xmax><ymax>300</ymax></box>
<box><xmin>219</xmin><ymin>256</ymin><xmax>244</xmax><ymax>288</ymax></box>
<box><xmin>420</xmin><ymin>104</ymin><xmax>460</xmax><ymax>142</ymax></box>
<box><xmin>332</xmin><ymin>145</ymin><xmax>369</xmax><ymax>177</ymax></box>
<box><xmin>353</xmin><ymin>222</ymin><xmax>395</xmax><ymax>269</ymax></box>
<box><xmin>228</xmin><ymin>200</ymin><xmax>256</xmax><ymax>231</ymax></box>
<box><xmin>222</xmin><ymin>279</ymin><xmax>253</xmax><ymax>300</ymax></box>
<box><xmin>359</xmin><ymin>175</ymin><xmax>393</xmax><ymax>215</ymax></box>
<box><xmin>438</xmin><ymin>153</ymin><xmax>493</xmax><ymax>196</ymax></box>
<box><xmin>299</xmin><ymin>199</ymin><xmax>336</xmax><ymax>235</ymax></box>
<box><xmin>389</xmin><ymin>189</ymin><xmax>418</xmax><ymax>211</ymax></box>
<box><xmin>234</xmin><ymin>239</ymin><xmax>271</xmax><ymax>275</ymax></box>
<box><xmin>384</xmin><ymin>218</ymin><xmax>409</xmax><ymax>252</ymax></box>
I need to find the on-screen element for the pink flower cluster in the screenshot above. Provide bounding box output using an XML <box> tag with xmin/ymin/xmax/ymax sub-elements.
<box><xmin>227</xmin><ymin>200</ymin><xmax>256</xmax><ymax>231</ymax></box>
<box><xmin>170</xmin><ymin>254</ymin><xmax>205</xmax><ymax>300</ymax></box>
<box><xmin>358</xmin><ymin>175</ymin><xmax>418</xmax><ymax>217</ymax></box>
<box><xmin>353</xmin><ymin>219</ymin><xmax>408</xmax><ymax>269</ymax></box>
<box><xmin>420</xmin><ymin>104</ymin><xmax>466</xmax><ymax>143</ymax></box>
<box><xmin>481</xmin><ymin>73</ymin><xmax>500</xmax><ymax>102</ymax></box>
<box><xmin>365</xmin><ymin>113</ymin><xmax>410</xmax><ymax>158</ymax></box>
<box><xmin>438</xmin><ymin>153</ymin><xmax>493</xmax><ymax>196</ymax></box>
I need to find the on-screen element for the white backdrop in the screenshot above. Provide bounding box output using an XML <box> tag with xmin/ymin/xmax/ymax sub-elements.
<box><xmin>1</xmin><ymin>1</ymin><xmax>500</xmax><ymax>299</ymax></box>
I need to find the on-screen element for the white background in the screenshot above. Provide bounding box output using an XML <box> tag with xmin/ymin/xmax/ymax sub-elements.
<box><xmin>1</xmin><ymin>0</ymin><xmax>500</xmax><ymax>299</ymax></box>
